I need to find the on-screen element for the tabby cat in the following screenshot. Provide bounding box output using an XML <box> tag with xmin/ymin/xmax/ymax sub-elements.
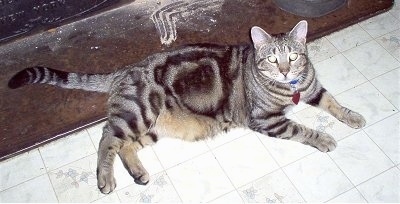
<box><xmin>9</xmin><ymin>20</ymin><xmax>366</xmax><ymax>194</ymax></box>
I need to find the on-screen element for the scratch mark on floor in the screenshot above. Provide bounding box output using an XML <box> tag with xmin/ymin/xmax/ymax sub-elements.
<box><xmin>151</xmin><ymin>0</ymin><xmax>224</xmax><ymax>45</ymax></box>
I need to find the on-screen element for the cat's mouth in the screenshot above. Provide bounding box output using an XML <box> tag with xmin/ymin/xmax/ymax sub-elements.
<box><xmin>275</xmin><ymin>74</ymin><xmax>299</xmax><ymax>84</ymax></box>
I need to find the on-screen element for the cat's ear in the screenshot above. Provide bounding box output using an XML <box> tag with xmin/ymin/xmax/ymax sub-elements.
<box><xmin>251</xmin><ymin>26</ymin><xmax>272</xmax><ymax>49</ymax></box>
<box><xmin>289</xmin><ymin>20</ymin><xmax>308</xmax><ymax>44</ymax></box>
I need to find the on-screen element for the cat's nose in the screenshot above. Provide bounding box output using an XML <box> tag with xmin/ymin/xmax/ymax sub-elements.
<box><xmin>281</xmin><ymin>71</ymin><xmax>288</xmax><ymax>77</ymax></box>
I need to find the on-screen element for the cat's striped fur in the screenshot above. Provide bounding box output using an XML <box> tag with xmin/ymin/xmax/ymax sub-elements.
<box><xmin>8</xmin><ymin>21</ymin><xmax>366</xmax><ymax>194</ymax></box>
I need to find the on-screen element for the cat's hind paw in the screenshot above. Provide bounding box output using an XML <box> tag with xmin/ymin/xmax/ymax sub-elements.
<box><xmin>97</xmin><ymin>168</ymin><xmax>116</xmax><ymax>194</ymax></box>
<box><xmin>133</xmin><ymin>171</ymin><xmax>150</xmax><ymax>185</ymax></box>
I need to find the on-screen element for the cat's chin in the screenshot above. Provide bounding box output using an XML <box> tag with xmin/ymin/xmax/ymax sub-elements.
<box><xmin>278</xmin><ymin>79</ymin><xmax>293</xmax><ymax>83</ymax></box>
<box><xmin>274</xmin><ymin>74</ymin><xmax>299</xmax><ymax>84</ymax></box>
<box><xmin>275</xmin><ymin>77</ymin><xmax>298</xmax><ymax>84</ymax></box>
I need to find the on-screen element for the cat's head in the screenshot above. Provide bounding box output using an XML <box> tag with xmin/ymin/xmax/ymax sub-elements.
<box><xmin>250</xmin><ymin>20</ymin><xmax>308</xmax><ymax>83</ymax></box>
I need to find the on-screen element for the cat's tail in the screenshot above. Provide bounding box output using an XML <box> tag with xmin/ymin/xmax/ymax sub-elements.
<box><xmin>8</xmin><ymin>66</ymin><xmax>115</xmax><ymax>93</ymax></box>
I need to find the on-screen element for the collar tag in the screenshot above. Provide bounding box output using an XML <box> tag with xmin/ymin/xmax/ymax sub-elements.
<box><xmin>289</xmin><ymin>79</ymin><xmax>300</xmax><ymax>105</ymax></box>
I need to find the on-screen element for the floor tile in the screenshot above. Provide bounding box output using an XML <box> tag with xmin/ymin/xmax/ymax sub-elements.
<box><xmin>314</xmin><ymin>54</ymin><xmax>367</xmax><ymax>96</ymax></box>
<box><xmin>327</xmin><ymin>188</ymin><xmax>367</xmax><ymax>203</ymax></box>
<box><xmin>376</xmin><ymin>29</ymin><xmax>400</xmax><ymax>61</ymax></box>
<box><xmin>39</xmin><ymin>130</ymin><xmax>96</xmax><ymax>171</ymax></box>
<box><xmin>205</xmin><ymin>127</ymin><xmax>251</xmax><ymax>149</ymax></box>
<box><xmin>237</xmin><ymin>169</ymin><xmax>304</xmax><ymax>203</ymax></box>
<box><xmin>357</xmin><ymin>167</ymin><xmax>400</xmax><ymax>202</ymax></box>
<box><xmin>283</xmin><ymin>152</ymin><xmax>353</xmax><ymax>202</ymax></box>
<box><xmin>152</xmin><ymin>138</ymin><xmax>209</xmax><ymax>169</ymax></box>
<box><xmin>48</xmin><ymin>154</ymin><xmax>103</xmax><ymax>202</ymax></box>
<box><xmin>342</xmin><ymin>40</ymin><xmax>400</xmax><ymax>80</ymax></box>
<box><xmin>137</xmin><ymin>146</ymin><xmax>164</xmax><ymax>176</ymax></box>
<box><xmin>307</xmin><ymin>37</ymin><xmax>340</xmax><ymax>63</ymax></box>
<box><xmin>364</xmin><ymin>113</ymin><xmax>400</xmax><ymax>165</ymax></box>
<box><xmin>370</xmin><ymin>68</ymin><xmax>400</xmax><ymax>110</ymax></box>
<box><xmin>0</xmin><ymin>149</ymin><xmax>46</xmax><ymax>191</ymax></box>
<box><xmin>213</xmin><ymin>134</ymin><xmax>279</xmax><ymax>187</ymax></box>
<box><xmin>117</xmin><ymin>171</ymin><xmax>181</xmax><ymax>203</ymax></box>
<box><xmin>87</xmin><ymin>121</ymin><xmax>106</xmax><ymax>150</ymax></box>
<box><xmin>295</xmin><ymin>106</ymin><xmax>361</xmax><ymax>141</ymax></box>
<box><xmin>359</xmin><ymin>12</ymin><xmax>400</xmax><ymax>38</ymax></box>
<box><xmin>286</xmin><ymin>101</ymin><xmax>311</xmax><ymax>115</ymax></box>
<box><xmin>334</xmin><ymin>82</ymin><xmax>398</xmax><ymax>127</ymax></box>
<box><xmin>166</xmin><ymin>152</ymin><xmax>234</xmax><ymax>202</ymax></box>
<box><xmin>92</xmin><ymin>193</ymin><xmax>121</xmax><ymax>203</ymax></box>
<box><xmin>0</xmin><ymin>174</ymin><xmax>58</xmax><ymax>202</ymax></box>
<box><xmin>210</xmin><ymin>190</ymin><xmax>243</xmax><ymax>203</ymax></box>
<box><xmin>329</xmin><ymin>131</ymin><xmax>394</xmax><ymax>185</ymax></box>
<box><xmin>259</xmin><ymin>135</ymin><xmax>315</xmax><ymax>167</ymax></box>
<box><xmin>326</xmin><ymin>24</ymin><xmax>372</xmax><ymax>52</ymax></box>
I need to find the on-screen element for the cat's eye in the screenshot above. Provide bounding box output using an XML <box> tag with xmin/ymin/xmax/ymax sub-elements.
<box><xmin>267</xmin><ymin>55</ymin><xmax>277</xmax><ymax>63</ymax></box>
<box><xmin>289</xmin><ymin>53</ymin><xmax>298</xmax><ymax>61</ymax></box>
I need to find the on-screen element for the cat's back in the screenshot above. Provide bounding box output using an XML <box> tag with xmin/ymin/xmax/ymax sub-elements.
<box><xmin>148</xmin><ymin>43</ymin><xmax>251</xmax><ymax>110</ymax></box>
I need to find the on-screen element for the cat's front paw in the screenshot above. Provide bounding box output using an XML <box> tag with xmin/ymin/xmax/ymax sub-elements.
<box><xmin>342</xmin><ymin>110</ymin><xmax>366</xmax><ymax>129</ymax></box>
<box><xmin>97</xmin><ymin>167</ymin><xmax>116</xmax><ymax>194</ymax></box>
<box><xmin>314</xmin><ymin>133</ymin><xmax>337</xmax><ymax>153</ymax></box>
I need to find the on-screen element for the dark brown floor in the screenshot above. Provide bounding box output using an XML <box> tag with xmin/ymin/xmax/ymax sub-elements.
<box><xmin>0</xmin><ymin>0</ymin><xmax>393</xmax><ymax>161</ymax></box>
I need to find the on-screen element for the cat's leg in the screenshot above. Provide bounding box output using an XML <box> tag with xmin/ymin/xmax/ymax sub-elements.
<box><xmin>307</xmin><ymin>88</ymin><xmax>366</xmax><ymax>129</ymax></box>
<box><xmin>97</xmin><ymin>124</ymin><xmax>157</xmax><ymax>193</ymax></box>
<box><xmin>250</xmin><ymin>113</ymin><xmax>337</xmax><ymax>152</ymax></box>
<box><xmin>118</xmin><ymin>133</ymin><xmax>157</xmax><ymax>185</ymax></box>
<box><xmin>97</xmin><ymin>123</ymin><xmax>123</xmax><ymax>194</ymax></box>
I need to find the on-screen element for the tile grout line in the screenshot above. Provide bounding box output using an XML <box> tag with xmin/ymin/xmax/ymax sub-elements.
<box><xmin>205</xmin><ymin>130</ymin><xmax>252</xmax><ymax>150</ymax></box>
<box><xmin>207</xmin><ymin>149</ymin><xmax>245</xmax><ymax>203</ymax></box>
<box><xmin>307</xmin><ymin>36</ymin><xmax>339</xmax><ymax>64</ymax></box>
<box><xmin>368</xmin><ymin>69</ymin><xmax>400</xmax><ymax>113</ymax></box>
<box><xmin>255</xmin><ymin>134</ymin><xmax>308</xmax><ymax>202</ymax></box>
<box><xmin>325</xmin><ymin>187</ymin><xmax>367</xmax><ymax>203</ymax></box>
<box><xmin>45</xmin><ymin>172</ymin><xmax>61</xmax><ymax>203</ymax></box>
<box><xmin>37</xmin><ymin>146</ymin><xmax>61</xmax><ymax>203</ymax></box>
<box><xmin>0</xmin><ymin>150</ymin><xmax>45</xmax><ymax>193</ymax></box>
<box><xmin>326</xmin><ymin>128</ymin><xmax>399</xmax><ymax>202</ymax></box>
<box><xmin>208</xmin><ymin>189</ymin><xmax>244</xmax><ymax>203</ymax></box>
<box><xmin>313</xmin><ymin>52</ymin><xmax>370</xmax><ymax>97</ymax></box>
<box><xmin>147</xmin><ymin>145</ymin><xmax>184</xmax><ymax>203</ymax></box>
<box><xmin>205</xmin><ymin>131</ymin><xmax>260</xmax><ymax>203</ymax></box>
<box><xmin>325</xmin><ymin>31</ymin><xmax>373</xmax><ymax>53</ymax></box>
<box><xmin>326</xmin><ymin>149</ymin><xmax>367</xmax><ymax>202</ymax></box>
<box><xmin>374</xmin><ymin>29</ymin><xmax>400</xmax><ymax>63</ymax></box>
<box><xmin>353</xmin><ymin>166</ymin><xmax>400</xmax><ymax>194</ymax></box>
<box><xmin>367</xmin><ymin>66</ymin><xmax>400</xmax><ymax>82</ymax></box>
<box><xmin>117</xmin><ymin>171</ymin><xmax>179</xmax><ymax>203</ymax></box>
<box><xmin>358</xmin><ymin>11</ymin><xmax>400</xmax><ymax>39</ymax></box>
<box><xmin>114</xmin><ymin>191</ymin><xmax>123</xmax><ymax>203</ymax></box>
<box><xmin>153</xmin><ymin>130</ymin><xmax>249</xmax><ymax>173</ymax></box>
<box><xmin>362</xmin><ymin>127</ymin><xmax>399</xmax><ymax>167</ymax></box>
<box><xmin>338</xmin><ymin>39</ymin><xmax>377</xmax><ymax>81</ymax></box>
<box><xmin>86</xmin><ymin>128</ymin><xmax>99</xmax><ymax>152</ymax></box>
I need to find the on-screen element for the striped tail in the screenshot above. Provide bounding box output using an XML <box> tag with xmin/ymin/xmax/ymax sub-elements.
<box><xmin>8</xmin><ymin>66</ymin><xmax>115</xmax><ymax>93</ymax></box>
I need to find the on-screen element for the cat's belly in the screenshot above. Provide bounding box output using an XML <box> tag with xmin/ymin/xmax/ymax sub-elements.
<box><xmin>151</xmin><ymin>108</ymin><xmax>226</xmax><ymax>141</ymax></box>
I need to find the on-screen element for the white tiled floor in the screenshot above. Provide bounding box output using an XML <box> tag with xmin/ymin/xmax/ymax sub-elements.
<box><xmin>1</xmin><ymin>8</ymin><xmax>400</xmax><ymax>203</ymax></box>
